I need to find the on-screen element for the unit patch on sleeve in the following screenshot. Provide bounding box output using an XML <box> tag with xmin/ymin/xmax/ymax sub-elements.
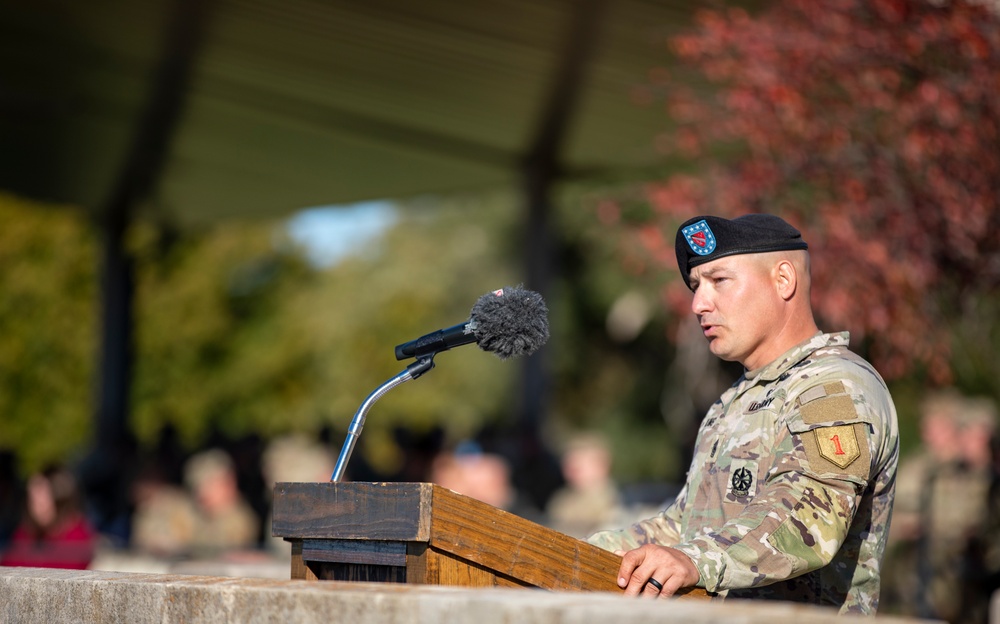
<box><xmin>815</xmin><ymin>424</ymin><xmax>860</xmax><ymax>468</ymax></box>
<box><xmin>794</xmin><ymin>386</ymin><xmax>872</xmax><ymax>481</ymax></box>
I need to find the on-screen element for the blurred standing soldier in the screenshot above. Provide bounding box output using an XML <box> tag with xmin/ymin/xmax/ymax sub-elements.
<box><xmin>884</xmin><ymin>391</ymin><xmax>962</xmax><ymax>619</ymax></box>
<box><xmin>183</xmin><ymin>448</ymin><xmax>260</xmax><ymax>556</ymax></box>
<box><xmin>131</xmin><ymin>448</ymin><xmax>261</xmax><ymax>559</ymax></box>
<box><xmin>979</xmin><ymin>409</ymin><xmax>1000</xmax><ymax>623</ymax></box>
<box><xmin>130</xmin><ymin>462</ymin><xmax>199</xmax><ymax>558</ymax></box>
<box><xmin>887</xmin><ymin>392</ymin><xmax>996</xmax><ymax>623</ymax></box>
<box><xmin>588</xmin><ymin>214</ymin><xmax>899</xmax><ymax>615</ymax></box>
<box><xmin>958</xmin><ymin>397</ymin><xmax>998</xmax><ymax>624</ymax></box>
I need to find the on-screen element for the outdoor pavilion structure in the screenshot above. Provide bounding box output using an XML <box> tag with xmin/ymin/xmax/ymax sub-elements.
<box><xmin>0</xmin><ymin>0</ymin><xmax>707</xmax><ymax>525</ymax></box>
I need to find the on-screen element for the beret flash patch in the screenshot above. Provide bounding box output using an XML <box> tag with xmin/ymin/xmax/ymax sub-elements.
<box><xmin>682</xmin><ymin>219</ymin><xmax>717</xmax><ymax>256</ymax></box>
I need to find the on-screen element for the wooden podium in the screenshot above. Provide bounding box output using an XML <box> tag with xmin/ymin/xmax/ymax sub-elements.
<box><xmin>272</xmin><ymin>481</ymin><xmax>707</xmax><ymax>598</ymax></box>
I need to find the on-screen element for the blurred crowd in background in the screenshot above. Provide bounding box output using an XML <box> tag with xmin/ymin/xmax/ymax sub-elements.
<box><xmin>0</xmin><ymin>423</ymin><xmax>649</xmax><ymax>572</ymax></box>
<box><xmin>1</xmin><ymin>389</ymin><xmax>999</xmax><ymax>622</ymax></box>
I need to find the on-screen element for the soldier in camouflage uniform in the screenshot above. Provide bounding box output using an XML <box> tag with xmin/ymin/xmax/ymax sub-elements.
<box><xmin>588</xmin><ymin>214</ymin><xmax>899</xmax><ymax>615</ymax></box>
<box><xmin>886</xmin><ymin>393</ymin><xmax>996</xmax><ymax>622</ymax></box>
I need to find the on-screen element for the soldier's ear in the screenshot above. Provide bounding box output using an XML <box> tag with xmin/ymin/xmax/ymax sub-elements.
<box><xmin>774</xmin><ymin>259</ymin><xmax>797</xmax><ymax>301</ymax></box>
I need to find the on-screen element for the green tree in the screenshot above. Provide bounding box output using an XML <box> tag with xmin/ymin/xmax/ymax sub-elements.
<box><xmin>129</xmin><ymin>218</ymin><xmax>318</xmax><ymax>448</ymax></box>
<box><xmin>128</xmin><ymin>193</ymin><xmax>527</xmax><ymax>475</ymax></box>
<box><xmin>0</xmin><ymin>185</ymin><xmax>695</xmax><ymax>486</ymax></box>
<box><xmin>299</xmin><ymin>195</ymin><xmax>524</xmax><ymax>475</ymax></box>
<box><xmin>0</xmin><ymin>193</ymin><xmax>97</xmax><ymax>474</ymax></box>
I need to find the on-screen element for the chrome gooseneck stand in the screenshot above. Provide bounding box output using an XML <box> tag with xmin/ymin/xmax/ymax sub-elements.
<box><xmin>330</xmin><ymin>355</ymin><xmax>436</xmax><ymax>482</ymax></box>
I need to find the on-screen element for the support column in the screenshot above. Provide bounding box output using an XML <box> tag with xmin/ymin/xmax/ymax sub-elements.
<box><xmin>518</xmin><ymin>0</ymin><xmax>605</xmax><ymax>429</ymax></box>
<box><xmin>80</xmin><ymin>0</ymin><xmax>210</xmax><ymax>535</ymax></box>
<box><xmin>514</xmin><ymin>0</ymin><xmax>606</xmax><ymax>510</ymax></box>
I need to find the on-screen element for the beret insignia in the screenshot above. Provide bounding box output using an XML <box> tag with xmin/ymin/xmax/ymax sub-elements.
<box><xmin>682</xmin><ymin>219</ymin><xmax>717</xmax><ymax>256</ymax></box>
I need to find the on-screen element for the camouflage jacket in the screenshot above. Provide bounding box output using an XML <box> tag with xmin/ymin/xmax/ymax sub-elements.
<box><xmin>589</xmin><ymin>332</ymin><xmax>899</xmax><ymax>615</ymax></box>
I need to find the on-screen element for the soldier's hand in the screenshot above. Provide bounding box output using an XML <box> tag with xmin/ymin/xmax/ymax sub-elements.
<box><xmin>615</xmin><ymin>544</ymin><xmax>699</xmax><ymax>598</ymax></box>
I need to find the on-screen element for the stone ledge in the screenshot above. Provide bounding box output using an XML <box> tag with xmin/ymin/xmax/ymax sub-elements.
<box><xmin>0</xmin><ymin>567</ymin><xmax>936</xmax><ymax>623</ymax></box>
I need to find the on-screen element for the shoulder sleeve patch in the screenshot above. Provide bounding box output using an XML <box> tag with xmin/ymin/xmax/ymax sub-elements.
<box><xmin>802</xmin><ymin>423</ymin><xmax>871</xmax><ymax>481</ymax></box>
<box><xmin>815</xmin><ymin>424</ymin><xmax>861</xmax><ymax>468</ymax></box>
<box><xmin>792</xmin><ymin>388</ymin><xmax>872</xmax><ymax>482</ymax></box>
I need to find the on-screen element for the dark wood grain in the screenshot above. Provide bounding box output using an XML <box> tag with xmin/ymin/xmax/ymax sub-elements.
<box><xmin>273</xmin><ymin>482</ymin><xmax>431</xmax><ymax>540</ymax></box>
<box><xmin>314</xmin><ymin>562</ymin><xmax>407</xmax><ymax>583</ymax></box>
<box><xmin>302</xmin><ymin>539</ymin><xmax>407</xmax><ymax>566</ymax></box>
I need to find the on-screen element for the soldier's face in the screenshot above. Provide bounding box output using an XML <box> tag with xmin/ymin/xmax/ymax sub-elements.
<box><xmin>688</xmin><ymin>254</ymin><xmax>782</xmax><ymax>370</ymax></box>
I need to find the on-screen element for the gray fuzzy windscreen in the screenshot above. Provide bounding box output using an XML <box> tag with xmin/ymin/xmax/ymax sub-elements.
<box><xmin>470</xmin><ymin>286</ymin><xmax>549</xmax><ymax>360</ymax></box>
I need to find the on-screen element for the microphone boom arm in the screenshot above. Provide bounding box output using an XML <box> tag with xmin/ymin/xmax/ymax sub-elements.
<box><xmin>330</xmin><ymin>355</ymin><xmax>436</xmax><ymax>482</ymax></box>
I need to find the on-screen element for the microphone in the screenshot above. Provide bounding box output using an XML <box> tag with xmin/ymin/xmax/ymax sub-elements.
<box><xmin>394</xmin><ymin>286</ymin><xmax>549</xmax><ymax>361</ymax></box>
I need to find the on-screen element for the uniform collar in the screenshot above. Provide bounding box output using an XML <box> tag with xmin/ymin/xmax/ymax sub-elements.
<box><xmin>744</xmin><ymin>331</ymin><xmax>850</xmax><ymax>383</ymax></box>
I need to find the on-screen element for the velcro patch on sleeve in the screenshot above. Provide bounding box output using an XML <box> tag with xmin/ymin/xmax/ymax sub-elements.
<box><xmin>795</xmin><ymin>381</ymin><xmax>847</xmax><ymax>408</ymax></box>
<box><xmin>800</xmin><ymin>393</ymin><xmax>857</xmax><ymax>425</ymax></box>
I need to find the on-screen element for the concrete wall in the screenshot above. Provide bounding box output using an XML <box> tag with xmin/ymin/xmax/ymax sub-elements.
<box><xmin>0</xmin><ymin>567</ymin><xmax>947</xmax><ymax>624</ymax></box>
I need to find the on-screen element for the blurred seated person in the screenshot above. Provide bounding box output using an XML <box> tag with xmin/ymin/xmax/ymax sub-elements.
<box><xmin>261</xmin><ymin>434</ymin><xmax>335</xmax><ymax>558</ymax></box>
<box><xmin>184</xmin><ymin>448</ymin><xmax>260</xmax><ymax>556</ymax></box>
<box><xmin>431</xmin><ymin>443</ymin><xmax>515</xmax><ymax>511</ymax></box>
<box><xmin>129</xmin><ymin>463</ymin><xmax>198</xmax><ymax>558</ymax></box>
<box><xmin>545</xmin><ymin>432</ymin><xmax>625</xmax><ymax>539</ymax></box>
<box><xmin>131</xmin><ymin>448</ymin><xmax>259</xmax><ymax>559</ymax></box>
<box><xmin>430</xmin><ymin>441</ymin><xmax>545</xmax><ymax>523</ymax></box>
<box><xmin>0</xmin><ymin>465</ymin><xmax>96</xmax><ymax>569</ymax></box>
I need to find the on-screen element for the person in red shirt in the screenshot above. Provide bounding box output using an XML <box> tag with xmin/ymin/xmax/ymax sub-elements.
<box><xmin>1</xmin><ymin>465</ymin><xmax>96</xmax><ymax>569</ymax></box>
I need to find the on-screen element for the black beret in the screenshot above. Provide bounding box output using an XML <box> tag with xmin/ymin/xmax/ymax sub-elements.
<box><xmin>675</xmin><ymin>214</ymin><xmax>808</xmax><ymax>289</ymax></box>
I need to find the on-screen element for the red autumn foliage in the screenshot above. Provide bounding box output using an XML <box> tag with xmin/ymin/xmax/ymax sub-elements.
<box><xmin>610</xmin><ymin>0</ymin><xmax>1000</xmax><ymax>382</ymax></box>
